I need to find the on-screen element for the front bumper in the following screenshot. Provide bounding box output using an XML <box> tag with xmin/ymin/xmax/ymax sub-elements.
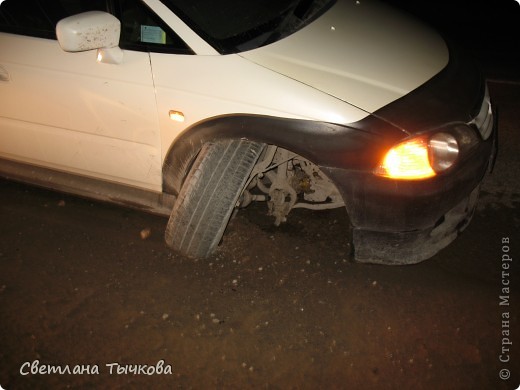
<box><xmin>352</xmin><ymin>184</ymin><xmax>480</xmax><ymax>264</ymax></box>
<box><xmin>323</xmin><ymin>114</ymin><xmax>497</xmax><ymax>265</ymax></box>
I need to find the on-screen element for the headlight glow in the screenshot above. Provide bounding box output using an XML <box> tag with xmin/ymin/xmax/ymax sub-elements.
<box><xmin>376</xmin><ymin>138</ymin><xmax>436</xmax><ymax>180</ymax></box>
<box><xmin>375</xmin><ymin>132</ymin><xmax>460</xmax><ymax>180</ymax></box>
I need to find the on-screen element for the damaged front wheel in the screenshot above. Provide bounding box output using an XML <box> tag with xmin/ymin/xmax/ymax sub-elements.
<box><xmin>165</xmin><ymin>139</ymin><xmax>264</xmax><ymax>258</ymax></box>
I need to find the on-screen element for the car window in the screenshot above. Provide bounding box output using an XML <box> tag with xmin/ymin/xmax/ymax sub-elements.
<box><xmin>115</xmin><ymin>0</ymin><xmax>193</xmax><ymax>54</ymax></box>
<box><xmin>159</xmin><ymin>0</ymin><xmax>337</xmax><ymax>54</ymax></box>
<box><xmin>0</xmin><ymin>0</ymin><xmax>106</xmax><ymax>39</ymax></box>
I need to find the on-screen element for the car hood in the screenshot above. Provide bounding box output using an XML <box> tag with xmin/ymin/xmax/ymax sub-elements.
<box><xmin>240</xmin><ymin>0</ymin><xmax>449</xmax><ymax>115</ymax></box>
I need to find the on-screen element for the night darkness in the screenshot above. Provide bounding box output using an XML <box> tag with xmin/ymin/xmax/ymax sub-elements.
<box><xmin>383</xmin><ymin>0</ymin><xmax>520</xmax><ymax>79</ymax></box>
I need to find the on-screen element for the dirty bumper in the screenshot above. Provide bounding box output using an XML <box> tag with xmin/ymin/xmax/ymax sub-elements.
<box><xmin>352</xmin><ymin>186</ymin><xmax>480</xmax><ymax>265</ymax></box>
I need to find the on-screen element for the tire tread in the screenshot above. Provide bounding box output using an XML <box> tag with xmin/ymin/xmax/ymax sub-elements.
<box><xmin>165</xmin><ymin>139</ymin><xmax>263</xmax><ymax>258</ymax></box>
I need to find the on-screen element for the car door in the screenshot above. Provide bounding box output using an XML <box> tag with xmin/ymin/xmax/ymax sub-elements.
<box><xmin>0</xmin><ymin>0</ymin><xmax>162</xmax><ymax>191</ymax></box>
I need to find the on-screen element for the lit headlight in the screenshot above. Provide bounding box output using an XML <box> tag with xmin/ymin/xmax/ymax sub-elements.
<box><xmin>375</xmin><ymin>132</ymin><xmax>460</xmax><ymax>180</ymax></box>
<box><xmin>375</xmin><ymin>138</ymin><xmax>435</xmax><ymax>180</ymax></box>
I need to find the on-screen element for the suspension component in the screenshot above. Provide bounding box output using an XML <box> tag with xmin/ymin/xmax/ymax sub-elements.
<box><xmin>239</xmin><ymin>145</ymin><xmax>344</xmax><ymax>225</ymax></box>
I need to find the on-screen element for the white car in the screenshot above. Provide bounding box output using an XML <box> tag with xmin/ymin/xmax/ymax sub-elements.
<box><xmin>0</xmin><ymin>0</ymin><xmax>496</xmax><ymax>264</ymax></box>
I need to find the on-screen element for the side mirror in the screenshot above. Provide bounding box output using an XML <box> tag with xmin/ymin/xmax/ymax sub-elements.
<box><xmin>56</xmin><ymin>11</ymin><xmax>123</xmax><ymax>64</ymax></box>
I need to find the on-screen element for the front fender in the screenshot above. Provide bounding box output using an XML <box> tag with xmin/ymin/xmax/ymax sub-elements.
<box><xmin>162</xmin><ymin>114</ymin><xmax>404</xmax><ymax>195</ymax></box>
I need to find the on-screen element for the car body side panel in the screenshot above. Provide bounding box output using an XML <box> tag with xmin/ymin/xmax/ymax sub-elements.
<box><xmin>0</xmin><ymin>156</ymin><xmax>175</xmax><ymax>216</ymax></box>
<box><xmin>0</xmin><ymin>33</ymin><xmax>162</xmax><ymax>191</ymax></box>
<box><xmin>149</xmin><ymin>52</ymin><xmax>373</xmax><ymax>164</ymax></box>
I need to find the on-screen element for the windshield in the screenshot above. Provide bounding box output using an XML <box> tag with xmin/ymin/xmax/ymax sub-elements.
<box><xmin>159</xmin><ymin>0</ymin><xmax>336</xmax><ymax>53</ymax></box>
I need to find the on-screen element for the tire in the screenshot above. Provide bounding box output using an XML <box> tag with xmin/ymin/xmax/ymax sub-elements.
<box><xmin>165</xmin><ymin>139</ymin><xmax>264</xmax><ymax>258</ymax></box>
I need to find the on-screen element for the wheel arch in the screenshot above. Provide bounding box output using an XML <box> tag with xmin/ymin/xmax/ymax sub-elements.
<box><xmin>162</xmin><ymin>113</ymin><xmax>397</xmax><ymax>196</ymax></box>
